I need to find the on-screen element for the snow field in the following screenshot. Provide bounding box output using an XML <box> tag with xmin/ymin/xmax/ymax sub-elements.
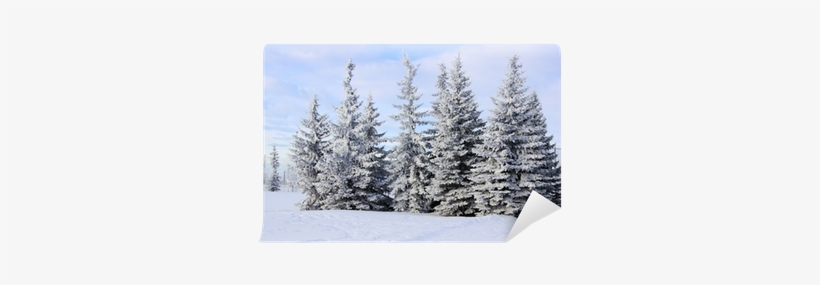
<box><xmin>261</xmin><ymin>191</ymin><xmax>515</xmax><ymax>242</ymax></box>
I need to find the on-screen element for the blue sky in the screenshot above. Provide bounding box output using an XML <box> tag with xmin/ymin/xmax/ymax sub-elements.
<box><xmin>264</xmin><ymin>44</ymin><xmax>560</xmax><ymax>174</ymax></box>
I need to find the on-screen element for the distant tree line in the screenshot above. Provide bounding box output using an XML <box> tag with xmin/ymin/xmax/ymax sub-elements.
<box><xmin>265</xmin><ymin>149</ymin><xmax>298</xmax><ymax>192</ymax></box>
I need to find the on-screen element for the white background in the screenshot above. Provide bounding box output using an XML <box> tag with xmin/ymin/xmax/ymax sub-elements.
<box><xmin>1</xmin><ymin>1</ymin><xmax>818</xmax><ymax>284</ymax></box>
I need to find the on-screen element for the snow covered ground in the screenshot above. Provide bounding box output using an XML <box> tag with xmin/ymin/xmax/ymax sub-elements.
<box><xmin>260</xmin><ymin>191</ymin><xmax>516</xmax><ymax>242</ymax></box>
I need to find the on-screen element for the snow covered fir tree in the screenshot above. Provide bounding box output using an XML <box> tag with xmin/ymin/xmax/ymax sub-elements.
<box><xmin>428</xmin><ymin>55</ymin><xmax>486</xmax><ymax>216</ymax></box>
<box><xmin>278</xmin><ymin>52</ymin><xmax>560</xmax><ymax>217</ymax></box>
<box><xmin>469</xmin><ymin>55</ymin><xmax>532</xmax><ymax>217</ymax></box>
<box><xmin>358</xmin><ymin>93</ymin><xmax>393</xmax><ymax>210</ymax></box>
<box><xmin>314</xmin><ymin>60</ymin><xmax>392</xmax><ymax>211</ymax></box>
<box><xmin>267</xmin><ymin>145</ymin><xmax>281</xmax><ymax>192</ymax></box>
<box><xmin>467</xmin><ymin>55</ymin><xmax>561</xmax><ymax>216</ymax></box>
<box><xmin>519</xmin><ymin>91</ymin><xmax>562</xmax><ymax>207</ymax></box>
<box><xmin>290</xmin><ymin>94</ymin><xmax>330</xmax><ymax>210</ymax></box>
<box><xmin>386</xmin><ymin>54</ymin><xmax>434</xmax><ymax>213</ymax></box>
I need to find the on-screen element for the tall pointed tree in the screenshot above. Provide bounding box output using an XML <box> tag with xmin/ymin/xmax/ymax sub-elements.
<box><xmin>518</xmin><ymin>91</ymin><xmax>560</xmax><ymax>207</ymax></box>
<box><xmin>291</xmin><ymin>93</ymin><xmax>330</xmax><ymax>210</ymax></box>
<box><xmin>314</xmin><ymin>59</ymin><xmax>372</xmax><ymax>210</ymax></box>
<box><xmin>387</xmin><ymin>53</ymin><xmax>433</xmax><ymax>213</ymax></box>
<box><xmin>470</xmin><ymin>54</ymin><xmax>531</xmax><ymax>217</ymax></box>
<box><xmin>267</xmin><ymin>145</ymin><xmax>281</xmax><ymax>191</ymax></box>
<box><xmin>354</xmin><ymin>92</ymin><xmax>392</xmax><ymax>210</ymax></box>
<box><xmin>429</xmin><ymin>55</ymin><xmax>486</xmax><ymax>216</ymax></box>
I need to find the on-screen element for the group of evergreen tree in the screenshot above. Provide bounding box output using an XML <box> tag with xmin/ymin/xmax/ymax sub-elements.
<box><xmin>284</xmin><ymin>53</ymin><xmax>560</xmax><ymax>217</ymax></box>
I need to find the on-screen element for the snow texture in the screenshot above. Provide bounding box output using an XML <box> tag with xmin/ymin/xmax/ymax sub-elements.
<box><xmin>260</xmin><ymin>191</ymin><xmax>515</xmax><ymax>242</ymax></box>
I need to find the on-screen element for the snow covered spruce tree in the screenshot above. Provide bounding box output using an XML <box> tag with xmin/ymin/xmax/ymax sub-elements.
<box><xmin>355</xmin><ymin>93</ymin><xmax>393</xmax><ymax>210</ymax></box>
<box><xmin>290</xmin><ymin>93</ymin><xmax>330</xmax><ymax>210</ymax></box>
<box><xmin>315</xmin><ymin>59</ymin><xmax>388</xmax><ymax>211</ymax></box>
<box><xmin>470</xmin><ymin>54</ymin><xmax>532</xmax><ymax>217</ymax></box>
<box><xmin>428</xmin><ymin>55</ymin><xmax>486</xmax><ymax>216</ymax></box>
<box><xmin>267</xmin><ymin>145</ymin><xmax>281</xmax><ymax>192</ymax></box>
<box><xmin>518</xmin><ymin>90</ymin><xmax>561</xmax><ymax>207</ymax></box>
<box><xmin>387</xmin><ymin>53</ymin><xmax>434</xmax><ymax>213</ymax></box>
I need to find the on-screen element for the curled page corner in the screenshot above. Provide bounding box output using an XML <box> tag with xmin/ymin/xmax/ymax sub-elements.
<box><xmin>505</xmin><ymin>192</ymin><xmax>561</xmax><ymax>242</ymax></box>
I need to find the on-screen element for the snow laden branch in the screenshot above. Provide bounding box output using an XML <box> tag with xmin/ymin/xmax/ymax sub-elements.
<box><xmin>312</xmin><ymin>60</ymin><xmax>392</xmax><ymax>211</ymax></box>
<box><xmin>429</xmin><ymin>54</ymin><xmax>487</xmax><ymax>216</ymax></box>
<box><xmin>387</xmin><ymin>53</ymin><xmax>434</xmax><ymax>213</ymax></box>
<box><xmin>290</xmin><ymin>93</ymin><xmax>330</xmax><ymax>210</ymax></box>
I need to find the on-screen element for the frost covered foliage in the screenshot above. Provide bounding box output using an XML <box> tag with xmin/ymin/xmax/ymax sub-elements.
<box><xmin>286</xmin><ymin>53</ymin><xmax>561</xmax><ymax>216</ymax></box>
<box><xmin>315</xmin><ymin>60</ymin><xmax>391</xmax><ymax>211</ymax></box>
<box><xmin>356</xmin><ymin>93</ymin><xmax>393</xmax><ymax>210</ymax></box>
<box><xmin>291</xmin><ymin>94</ymin><xmax>330</xmax><ymax>210</ymax></box>
<box><xmin>547</xmin><ymin>165</ymin><xmax>561</xmax><ymax>206</ymax></box>
<box><xmin>387</xmin><ymin>54</ymin><xmax>434</xmax><ymax>213</ymax></box>
<box><xmin>267</xmin><ymin>145</ymin><xmax>281</xmax><ymax>192</ymax></box>
<box><xmin>470</xmin><ymin>55</ymin><xmax>533</xmax><ymax>217</ymax></box>
<box><xmin>428</xmin><ymin>55</ymin><xmax>486</xmax><ymax>216</ymax></box>
<box><xmin>469</xmin><ymin>55</ymin><xmax>562</xmax><ymax>216</ymax></box>
<box><xmin>519</xmin><ymin>91</ymin><xmax>561</xmax><ymax>207</ymax></box>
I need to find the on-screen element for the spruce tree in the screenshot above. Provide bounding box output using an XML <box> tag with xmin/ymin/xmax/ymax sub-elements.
<box><xmin>314</xmin><ymin>59</ymin><xmax>373</xmax><ymax>211</ymax></box>
<box><xmin>355</xmin><ymin>93</ymin><xmax>393</xmax><ymax>210</ymax></box>
<box><xmin>429</xmin><ymin>55</ymin><xmax>486</xmax><ymax>216</ymax></box>
<box><xmin>518</xmin><ymin>91</ymin><xmax>560</xmax><ymax>208</ymax></box>
<box><xmin>268</xmin><ymin>145</ymin><xmax>281</xmax><ymax>192</ymax></box>
<box><xmin>470</xmin><ymin>54</ymin><xmax>531</xmax><ymax>217</ymax></box>
<box><xmin>387</xmin><ymin>53</ymin><xmax>433</xmax><ymax>213</ymax></box>
<box><xmin>290</xmin><ymin>93</ymin><xmax>330</xmax><ymax>210</ymax></box>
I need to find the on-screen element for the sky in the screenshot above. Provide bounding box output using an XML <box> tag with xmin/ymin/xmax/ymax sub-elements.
<box><xmin>263</xmin><ymin>44</ymin><xmax>561</xmax><ymax>176</ymax></box>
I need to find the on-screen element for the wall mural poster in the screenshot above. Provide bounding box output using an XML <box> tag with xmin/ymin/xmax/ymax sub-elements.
<box><xmin>261</xmin><ymin>44</ymin><xmax>561</xmax><ymax>242</ymax></box>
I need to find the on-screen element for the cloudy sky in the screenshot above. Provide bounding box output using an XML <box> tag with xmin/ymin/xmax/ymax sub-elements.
<box><xmin>263</xmin><ymin>44</ymin><xmax>561</xmax><ymax>175</ymax></box>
